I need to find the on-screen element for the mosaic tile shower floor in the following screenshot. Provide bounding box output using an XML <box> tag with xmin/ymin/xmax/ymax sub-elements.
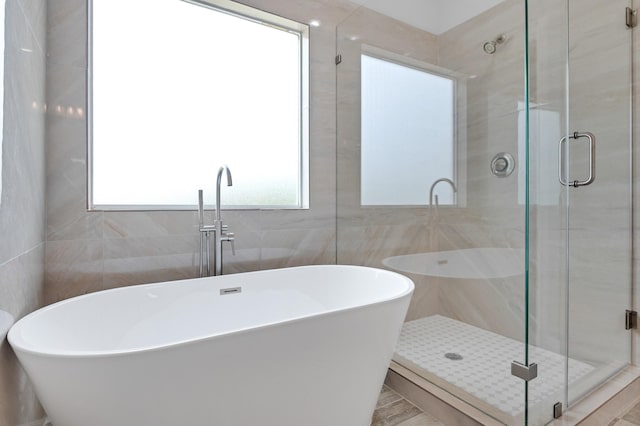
<box><xmin>394</xmin><ymin>315</ymin><xmax>595</xmax><ymax>424</ymax></box>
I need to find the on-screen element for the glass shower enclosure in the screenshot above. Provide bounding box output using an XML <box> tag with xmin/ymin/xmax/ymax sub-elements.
<box><xmin>336</xmin><ymin>1</ymin><xmax>633</xmax><ymax>424</ymax></box>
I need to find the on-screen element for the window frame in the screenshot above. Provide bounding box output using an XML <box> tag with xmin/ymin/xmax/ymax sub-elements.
<box><xmin>359</xmin><ymin>45</ymin><xmax>467</xmax><ymax>208</ymax></box>
<box><xmin>87</xmin><ymin>0</ymin><xmax>310</xmax><ymax>211</ymax></box>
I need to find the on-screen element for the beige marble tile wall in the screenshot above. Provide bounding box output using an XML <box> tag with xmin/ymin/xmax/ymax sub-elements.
<box><xmin>521</xmin><ymin>0</ymin><xmax>634</xmax><ymax>372</ymax></box>
<box><xmin>562</xmin><ymin>0</ymin><xmax>633</xmax><ymax>369</ymax></box>
<box><xmin>435</xmin><ymin>0</ymin><xmax>529</xmax><ymax>341</ymax></box>
<box><xmin>437</xmin><ymin>0</ymin><xmax>635</xmax><ymax>371</ymax></box>
<box><xmin>525</xmin><ymin>0</ymin><xmax>571</xmax><ymax>358</ymax></box>
<box><xmin>490</xmin><ymin>0</ymin><xmax>637</xmax><ymax>390</ymax></box>
<box><xmin>0</xmin><ymin>0</ymin><xmax>47</xmax><ymax>424</ymax></box>
<box><xmin>336</xmin><ymin>4</ymin><xmax>444</xmax><ymax>323</ymax></box>
<box><xmin>336</xmin><ymin>0</ymin><xmax>531</xmax><ymax>338</ymax></box>
<box><xmin>44</xmin><ymin>0</ymin><xmax>359</xmax><ymax>304</ymax></box>
<box><xmin>485</xmin><ymin>0</ymin><xmax>637</xmax><ymax>377</ymax></box>
<box><xmin>40</xmin><ymin>0</ymin><xmax>640</xmax><ymax>410</ymax></box>
<box><xmin>339</xmin><ymin>0</ymin><xmax>635</xmax><ymax>361</ymax></box>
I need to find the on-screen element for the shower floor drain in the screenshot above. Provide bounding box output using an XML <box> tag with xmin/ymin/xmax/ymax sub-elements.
<box><xmin>445</xmin><ymin>352</ymin><xmax>463</xmax><ymax>361</ymax></box>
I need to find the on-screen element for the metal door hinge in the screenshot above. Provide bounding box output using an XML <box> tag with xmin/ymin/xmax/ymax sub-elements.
<box><xmin>511</xmin><ymin>361</ymin><xmax>538</xmax><ymax>382</ymax></box>
<box><xmin>626</xmin><ymin>310</ymin><xmax>637</xmax><ymax>330</ymax></box>
<box><xmin>553</xmin><ymin>402</ymin><xmax>563</xmax><ymax>419</ymax></box>
<box><xmin>626</xmin><ymin>7</ymin><xmax>637</xmax><ymax>28</ymax></box>
<box><xmin>335</xmin><ymin>54</ymin><xmax>342</xmax><ymax>65</ymax></box>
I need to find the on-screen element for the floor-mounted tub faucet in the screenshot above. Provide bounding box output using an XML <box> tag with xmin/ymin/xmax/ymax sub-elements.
<box><xmin>429</xmin><ymin>178</ymin><xmax>457</xmax><ymax>208</ymax></box>
<box><xmin>214</xmin><ymin>166</ymin><xmax>235</xmax><ymax>276</ymax></box>
<box><xmin>198</xmin><ymin>166</ymin><xmax>235</xmax><ymax>277</ymax></box>
<box><xmin>428</xmin><ymin>178</ymin><xmax>457</xmax><ymax>251</ymax></box>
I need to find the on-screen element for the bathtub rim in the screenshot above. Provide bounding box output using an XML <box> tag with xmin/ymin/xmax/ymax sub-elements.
<box><xmin>8</xmin><ymin>264</ymin><xmax>414</xmax><ymax>359</ymax></box>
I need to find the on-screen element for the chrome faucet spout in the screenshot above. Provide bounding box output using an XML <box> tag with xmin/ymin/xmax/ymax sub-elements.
<box><xmin>429</xmin><ymin>178</ymin><xmax>457</xmax><ymax>206</ymax></box>
<box><xmin>213</xmin><ymin>165</ymin><xmax>234</xmax><ymax>276</ymax></box>
<box><xmin>215</xmin><ymin>166</ymin><xmax>233</xmax><ymax>221</ymax></box>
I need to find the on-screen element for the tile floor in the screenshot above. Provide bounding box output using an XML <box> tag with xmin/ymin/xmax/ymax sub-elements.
<box><xmin>610</xmin><ymin>400</ymin><xmax>640</xmax><ymax>426</ymax></box>
<box><xmin>371</xmin><ymin>385</ymin><xmax>443</xmax><ymax>426</ymax></box>
<box><xmin>374</xmin><ymin>384</ymin><xmax>640</xmax><ymax>426</ymax></box>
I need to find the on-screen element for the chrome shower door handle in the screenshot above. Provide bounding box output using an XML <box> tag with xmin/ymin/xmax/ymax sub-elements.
<box><xmin>558</xmin><ymin>131</ymin><xmax>596</xmax><ymax>188</ymax></box>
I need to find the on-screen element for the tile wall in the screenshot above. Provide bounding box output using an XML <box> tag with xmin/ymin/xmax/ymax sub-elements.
<box><xmin>8</xmin><ymin>0</ymin><xmax>361</xmax><ymax>421</ymax></box>
<box><xmin>437</xmin><ymin>0</ymin><xmax>528</xmax><ymax>341</ymax></box>
<box><xmin>336</xmin><ymin>3</ymin><xmax>443</xmax><ymax>325</ymax></box>
<box><xmin>561</xmin><ymin>0</ymin><xmax>631</xmax><ymax>371</ymax></box>
<box><xmin>337</xmin><ymin>0</ymin><xmax>529</xmax><ymax>341</ymax></box>
<box><xmin>44</xmin><ymin>0</ymin><xmax>358</xmax><ymax>303</ymax></box>
<box><xmin>338</xmin><ymin>0</ymin><xmax>638</xmax><ymax>420</ymax></box>
<box><xmin>339</xmin><ymin>0</ymin><xmax>637</xmax><ymax>367</ymax></box>
<box><xmin>0</xmin><ymin>0</ymin><xmax>47</xmax><ymax>424</ymax></box>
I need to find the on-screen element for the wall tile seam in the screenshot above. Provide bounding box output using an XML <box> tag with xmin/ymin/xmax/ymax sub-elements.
<box><xmin>101</xmin><ymin>234</ymin><xmax>200</xmax><ymax>240</ymax></box>
<box><xmin>0</xmin><ymin>242</ymin><xmax>44</xmax><ymax>269</ymax></box>
<box><xmin>45</xmin><ymin>234</ymin><xmax>105</xmax><ymax>243</ymax></box>
<box><xmin>15</xmin><ymin>0</ymin><xmax>46</xmax><ymax>56</ymax></box>
<box><xmin>45</xmin><ymin>213</ymin><xmax>103</xmax><ymax>243</ymax></box>
<box><xmin>44</xmin><ymin>58</ymin><xmax>86</xmax><ymax>70</ymax></box>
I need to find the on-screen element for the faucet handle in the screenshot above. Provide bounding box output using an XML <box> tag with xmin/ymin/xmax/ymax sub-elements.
<box><xmin>226</xmin><ymin>232</ymin><xmax>236</xmax><ymax>256</ymax></box>
<box><xmin>198</xmin><ymin>190</ymin><xmax>204</xmax><ymax>227</ymax></box>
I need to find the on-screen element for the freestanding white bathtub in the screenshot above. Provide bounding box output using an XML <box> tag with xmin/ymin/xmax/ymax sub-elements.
<box><xmin>8</xmin><ymin>265</ymin><xmax>414</xmax><ymax>426</ymax></box>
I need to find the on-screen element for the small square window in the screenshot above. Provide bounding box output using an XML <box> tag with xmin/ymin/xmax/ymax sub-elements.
<box><xmin>360</xmin><ymin>53</ymin><xmax>457</xmax><ymax>206</ymax></box>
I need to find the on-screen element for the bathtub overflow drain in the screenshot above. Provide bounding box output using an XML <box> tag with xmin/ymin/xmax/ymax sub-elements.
<box><xmin>445</xmin><ymin>352</ymin><xmax>463</xmax><ymax>361</ymax></box>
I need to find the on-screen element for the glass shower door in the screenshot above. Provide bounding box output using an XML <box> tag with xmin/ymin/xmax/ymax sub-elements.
<box><xmin>564</xmin><ymin>0</ymin><xmax>633</xmax><ymax>405</ymax></box>
<box><xmin>336</xmin><ymin>0</ymin><xmax>633</xmax><ymax>424</ymax></box>
<box><xmin>527</xmin><ymin>0</ymin><xmax>633</xmax><ymax>422</ymax></box>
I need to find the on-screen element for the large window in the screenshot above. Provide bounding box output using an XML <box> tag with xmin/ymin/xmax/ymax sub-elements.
<box><xmin>89</xmin><ymin>0</ymin><xmax>309</xmax><ymax>210</ymax></box>
<box><xmin>361</xmin><ymin>52</ymin><xmax>457</xmax><ymax>206</ymax></box>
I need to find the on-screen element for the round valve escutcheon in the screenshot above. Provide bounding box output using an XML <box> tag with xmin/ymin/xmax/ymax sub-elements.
<box><xmin>490</xmin><ymin>152</ymin><xmax>515</xmax><ymax>177</ymax></box>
